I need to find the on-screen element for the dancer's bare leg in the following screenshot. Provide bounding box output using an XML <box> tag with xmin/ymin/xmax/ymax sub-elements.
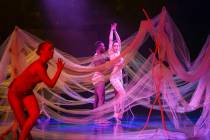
<box><xmin>111</xmin><ymin>79</ymin><xmax>126</xmax><ymax>122</ymax></box>
<box><xmin>95</xmin><ymin>82</ymin><xmax>105</xmax><ymax>108</ymax></box>
<box><xmin>94</xmin><ymin>82</ymin><xmax>110</xmax><ymax>124</ymax></box>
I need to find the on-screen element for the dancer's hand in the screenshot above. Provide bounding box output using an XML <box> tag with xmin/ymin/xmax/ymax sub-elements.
<box><xmin>56</xmin><ymin>58</ymin><xmax>65</xmax><ymax>71</ymax></box>
<box><xmin>111</xmin><ymin>23</ymin><xmax>117</xmax><ymax>31</ymax></box>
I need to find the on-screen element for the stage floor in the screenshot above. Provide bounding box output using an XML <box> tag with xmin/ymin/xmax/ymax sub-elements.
<box><xmin>1</xmin><ymin>115</ymin><xmax>203</xmax><ymax>140</ymax></box>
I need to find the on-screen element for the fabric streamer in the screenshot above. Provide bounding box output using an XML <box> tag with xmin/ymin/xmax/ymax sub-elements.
<box><xmin>0</xmin><ymin>7</ymin><xmax>210</xmax><ymax>139</ymax></box>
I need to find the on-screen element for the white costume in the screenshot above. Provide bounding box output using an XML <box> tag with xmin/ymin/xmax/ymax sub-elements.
<box><xmin>108</xmin><ymin>28</ymin><xmax>126</xmax><ymax>120</ymax></box>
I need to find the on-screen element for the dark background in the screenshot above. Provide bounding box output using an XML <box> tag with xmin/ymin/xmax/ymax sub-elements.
<box><xmin>0</xmin><ymin>0</ymin><xmax>209</xmax><ymax>59</ymax></box>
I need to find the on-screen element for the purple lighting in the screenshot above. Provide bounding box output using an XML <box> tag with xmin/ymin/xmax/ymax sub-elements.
<box><xmin>40</xmin><ymin>0</ymin><xmax>96</xmax><ymax>56</ymax></box>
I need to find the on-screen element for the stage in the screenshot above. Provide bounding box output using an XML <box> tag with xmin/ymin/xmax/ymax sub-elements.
<box><xmin>0</xmin><ymin>115</ymin><xmax>203</xmax><ymax>140</ymax></box>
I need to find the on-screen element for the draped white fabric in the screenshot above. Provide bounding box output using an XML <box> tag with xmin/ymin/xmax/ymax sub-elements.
<box><xmin>0</xmin><ymin>8</ymin><xmax>210</xmax><ymax>139</ymax></box>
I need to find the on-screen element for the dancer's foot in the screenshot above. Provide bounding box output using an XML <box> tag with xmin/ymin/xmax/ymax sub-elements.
<box><xmin>114</xmin><ymin>113</ymin><xmax>122</xmax><ymax>124</ymax></box>
<box><xmin>116</xmin><ymin>118</ymin><xmax>121</xmax><ymax>124</ymax></box>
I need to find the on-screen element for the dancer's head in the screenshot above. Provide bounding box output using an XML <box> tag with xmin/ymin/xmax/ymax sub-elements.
<box><xmin>112</xmin><ymin>40</ymin><xmax>120</xmax><ymax>53</ymax></box>
<box><xmin>95</xmin><ymin>41</ymin><xmax>105</xmax><ymax>54</ymax></box>
<box><xmin>37</xmin><ymin>41</ymin><xmax>54</xmax><ymax>62</ymax></box>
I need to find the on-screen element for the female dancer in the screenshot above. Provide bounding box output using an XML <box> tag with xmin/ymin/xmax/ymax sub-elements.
<box><xmin>7</xmin><ymin>41</ymin><xmax>64</xmax><ymax>140</ymax></box>
<box><xmin>108</xmin><ymin>23</ymin><xmax>126</xmax><ymax>123</ymax></box>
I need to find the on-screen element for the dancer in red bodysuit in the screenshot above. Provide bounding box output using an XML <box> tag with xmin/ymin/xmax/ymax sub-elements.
<box><xmin>7</xmin><ymin>41</ymin><xmax>64</xmax><ymax>140</ymax></box>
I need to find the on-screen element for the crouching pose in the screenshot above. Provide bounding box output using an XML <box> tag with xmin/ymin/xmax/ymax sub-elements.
<box><xmin>7</xmin><ymin>41</ymin><xmax>64</xmax><ymax>140</ymax></box>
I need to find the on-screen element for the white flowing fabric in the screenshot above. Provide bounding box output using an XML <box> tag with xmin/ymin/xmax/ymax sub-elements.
<box><xmin>0</xmin><ymin>7</ymin><xmax>210</xmax><ymax>139</ymax></box>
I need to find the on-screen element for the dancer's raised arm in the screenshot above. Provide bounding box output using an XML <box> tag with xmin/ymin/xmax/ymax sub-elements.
<box><xmin>113</xmin><ymin>24</ymin><xmax>121</xmax><ymax>47</ymax></box>
<box><xmin>108</xmin><ymin>23</ymin><xmax>116</xmax><ymax>52</ymax></box>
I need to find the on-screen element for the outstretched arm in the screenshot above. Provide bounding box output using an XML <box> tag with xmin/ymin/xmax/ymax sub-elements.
<box><xmin>114</xmin><ymin>23</ymin><xmax>123</xmax><ymax>66</ymax></box>
<box><xmin>37</xmin><ymin>58</ymin><xmax>64</xmax><ymax>88</ymax></box>
<box><xmin>113</xmin><ymin>25</ymin><xmax>121</xmax><ymax>47</ymax></box>
<box><xmin>108</xmin><ymin>23</ymin><xmax>116</xmax><ymax>53</ymax></box>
